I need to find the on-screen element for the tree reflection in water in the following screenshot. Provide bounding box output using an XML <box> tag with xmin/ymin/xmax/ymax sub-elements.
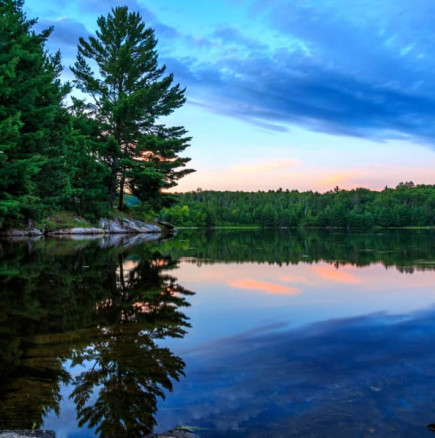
<box><xmin>0</xmin><ymin>239</ymin><xmax>193</xmax><ymax>436</ymax></box>
<box><xmin>4</xmin><ymin>229</ymin><xmax>435</xmax><ymax>437</ymax></box>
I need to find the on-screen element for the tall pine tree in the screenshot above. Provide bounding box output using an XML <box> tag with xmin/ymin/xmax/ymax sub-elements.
<box><xmin>0</xmin><ymin>0</ymin><xmax>70</xmax><ymax>226</ymax></box>
<box><xmin>71</xmin><ymin>6</ymin><xmax>194</xmax><ymax>212</ymax></box>
<box><xmin>64</xmin><ymin>100</ymin><xmax>111</xmax><ymax>219</ymax></box>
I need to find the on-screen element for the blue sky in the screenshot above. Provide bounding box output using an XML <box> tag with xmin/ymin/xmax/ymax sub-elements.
<box><xmin>24</xmin><ymin>0</ymin><xmax>435</xmax><ymax>191</ymax></box>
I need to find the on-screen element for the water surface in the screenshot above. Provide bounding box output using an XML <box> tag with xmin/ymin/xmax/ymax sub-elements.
<box><xmin>2</xmin><ymin>230</ymin><xmax>435</xmax><ymax>437</ymax></box>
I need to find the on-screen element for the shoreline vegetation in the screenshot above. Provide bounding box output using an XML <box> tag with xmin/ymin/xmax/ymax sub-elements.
<box><xmin>5</xmin><ymin>180</ymin><xmax>435</xmax><ymax>237</ymax></box>
<box><xmin>2</xmin><ymin>2</ymin><xmax>434</xmax><ymax>236</ymax></box>
<box><xmin>160</xmin><ymin>183</ymin><xmax>435</xmax><ymax>229</ymax></box>
<box><xmin>0</xmin><ymin>2</ymin><xmax>193</xmax><ymax>234</ymax></box>
<box><xmin>0</xmin><ymin>210</ymin><xmax>174</xmax><ymax>237</ymax></box>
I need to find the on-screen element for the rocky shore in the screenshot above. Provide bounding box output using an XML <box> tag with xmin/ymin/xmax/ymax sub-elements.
<box><xmin>0</xmin><ymin>429</ymin><xmax>198</xmax><ymax>438</ymax></box>
<box><xmin>0</xmin><ymin>217</ymin><xmax>174</xmax><ymax>238</ymax></box>
<box><xmin>146</xmin><ymin>429</ymin><xmax>199</xmax><ymax>438</ymax></box>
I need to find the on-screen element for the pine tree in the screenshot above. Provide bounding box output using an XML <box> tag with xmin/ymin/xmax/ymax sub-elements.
<box><xmin>65</xmin><ymin>100</ymin><xmax>111</xmax><ymax>218</ymax></box>
<box><xmin>71</xmin><ymin>6</ymin><xmax>194</xmax><ymax>212</ymax></box>
<box><xmin>0</xmin><ymin>0</ymin><xmax>70</xmax><ymax>226</ymax></box>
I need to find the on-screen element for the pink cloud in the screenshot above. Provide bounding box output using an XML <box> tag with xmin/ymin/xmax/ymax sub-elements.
<box><xmin>229</xmin><ymin>278</ymin><xmax>302</xmax><ymax>295</ymax></box>
<box><xmin>313</xmin><ymin>265</ymin><xmax>363</xmax><ymax>285</ymax></box>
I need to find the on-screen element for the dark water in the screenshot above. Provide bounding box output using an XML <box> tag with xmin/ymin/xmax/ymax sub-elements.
<box><xmin>2</xmin><ymin>230</ymin><xmax>435</xmax><ymax>437</ymax></box>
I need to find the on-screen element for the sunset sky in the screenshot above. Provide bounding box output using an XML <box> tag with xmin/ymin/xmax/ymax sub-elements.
<box><xmin>25</xmin><ymin>0</ymin><xmax>435</xmax><ymax>192</ymax></box>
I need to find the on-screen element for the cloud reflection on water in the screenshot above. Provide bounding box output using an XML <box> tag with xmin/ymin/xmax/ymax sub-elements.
<box><xmin>229</xmin><ymin>278</ymin><xmax>301</xmax><ymax>295</ymax></box>
<box><xmin>157</xmin><ymin>308</ymin><xmax>435</xmax><ymax>437</ymax></box>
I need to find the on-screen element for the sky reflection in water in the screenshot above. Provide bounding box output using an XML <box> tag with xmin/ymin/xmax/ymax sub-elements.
<box><xmin>153</xmin><ymin>231</ymin><xmax>435</xmax><ymax>437</ymax></box>
<box><xmin>3</xmin><ymin>230</ymin><xmax>435</xmax><ymax>437</ymax></box>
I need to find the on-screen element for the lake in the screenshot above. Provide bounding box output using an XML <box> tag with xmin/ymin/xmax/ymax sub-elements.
<box><xmin>2</xmin><ymin>229</ymin><xmax>435</xmax><ymax>437</ymax></box>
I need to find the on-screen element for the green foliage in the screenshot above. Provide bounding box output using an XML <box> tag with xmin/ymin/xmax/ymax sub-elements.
<box><xmin>64</xmin><ymin>100</ymin><xmax>111</xmax><ymax>219</ymax></box>
<box><xmin>0</xmin><ymin>0</ymin><xmax>70</xmax><ymax>224</ymax></box>
<box><xmin>158</xmin><ymin>228</ymin><xmax>435</xmax><ymax>270</ymax></box>
<box><xmin>161</xmin><ymin>184</ymin><xmax>435</xmax><ymax>229</ymax></box>
<box><xmin>0</xmin><ymin>2</ymin><xmax>193</xmax><ymax>229</ymax></box>
<box><xmin>0</xmin><ymin>239</ymin><xmax>193</xmax><ymax>433</ymax></box>
<box><xmin>71</xmin><ymin>6</ymin><xmax>194</xmax><ymax>212</ymax></box>
<box><xmin>39</xmin><ymin>210</ymin><xmax>93</xmax><ymax>231</ymax></box>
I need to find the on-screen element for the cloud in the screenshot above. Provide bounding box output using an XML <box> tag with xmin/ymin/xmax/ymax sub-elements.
<box><xmin>157</xmin><ymin>307</ymin><xmax>435</xmax><ymax>435</ymax></box>
<box><xmin>37</xmin><ymin>18</ymin><xmax>90</xmax><ymax>48</ymax></box>
<box><xmin>318</xmin><ymin>170</ymin><xmax>365</xmax><ymax>190</ymax></box>
<box><xmin>211</xmin><ymin>25</ymin><xmax>268</xmax><ymax>52</ymax></box>
<box><xmin>168</xmin><ymin>48</ymin><xmax>435</xmax><ymax>144</ymax></box>
<box><xmin>313</xmin><ymin>265</ymin><xmax>363</xmax><ymax>285</ymax></box>
<box><xmin>229</xmin><ymin>278</ymin><xmax>301</xmax><ymax>295</ymax></box>
<box><xmin>33</xmin><ymin>0</ymin><xmax>435</xmax><ymax>146</ymax></box>
<box><xmin>155</xmin><ymin>0</ymin><xmax>435</xmax><ymax>146</ymax></box>
<box><xmin>76</xmin><ymin>0</ymin><xmax>144</xmax><ymax>14</ymax></box>
<box><xmin>32</xmin><ymin>18</ymin><xmax>91</xmax><ymax>69</ymax></box>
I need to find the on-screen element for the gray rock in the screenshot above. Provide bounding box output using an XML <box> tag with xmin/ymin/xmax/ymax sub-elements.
<box><xmin>98</xmin><ymin>218</ymin><xmax>126</xmax><ymax>233</ymax></box>
<box><xmin>145</xmin><ymin>429</ymin><xmax>199</xmax><ymax>438</ymax></box>
<box><xmin>2</xmin><ymin>229</ymin><xmax>26</xmax><ymax>236</ymax></box>
<box><xmin>56</xmin><ymin>234</ymin><xmax>103</xmax><ymax>241</ymax></box>
<box><xmin>70</xmin><ymin>227</ymin><xmax>105</xmax><ymax>234</ymax></box>
<box><xmin>48</xmin><ymin>227</ymin><xmax>105</xmax><ymax>235</ymax></box>
<box><xmin>99</xmin><ymin>217</ymin><xmax>161</xmax><ymax>234</ymax></box>
<box><xmin>142</xmin><ymin>223</ymin><xmax>161</xmax><ymax>232</ymax></box>
<box><xmin>99</xmin><ymin>234</ymin><xmax>125</xmax><ymax>248</ymax></box>
<box><xmin>0</xmin><ymin>431</ymin><xmax>55</xmax><ymax>438</ymax></box>
<box><xmin>28</xmin><ymin>228</ymin><xmax>43</xmax><ymax>236</ymax></box>
<box><xmin>122</xmin><ymin>218</ymin><xmax>143</xmax><ymax>233</ymax></box>
<box><xmin>123</xmin><ymin>233</ymin><xmax>161</xmax><ymax>247</ymax></box>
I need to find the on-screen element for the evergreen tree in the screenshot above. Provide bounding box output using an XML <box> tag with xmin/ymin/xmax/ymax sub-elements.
<box><xmin>71</xmin><ymin>6</ymin><xmax>194</xmax><ymax>212</ymax></box>
<box><xmin>65</xmin><ymin>100</ymin><xmax>111</xmax><ymax>218</ymax></box>
<box><xmin>0</xmin><ymin>0</ymin><xmax>70</xmax><ymax>226</ymax></box>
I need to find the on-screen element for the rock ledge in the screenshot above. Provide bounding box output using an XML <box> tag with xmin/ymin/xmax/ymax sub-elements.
<box><xmin>0</xmin><ymin>217</ymin><xmax>173</xmax><ymax>237</ymax></box>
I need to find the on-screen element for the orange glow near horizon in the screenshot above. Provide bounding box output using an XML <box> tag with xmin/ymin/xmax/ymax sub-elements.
<box><xmin>229</xmin><ymin>278</ymin><xmax>302</xmax><ymax>295</ymax></box>
<box><xmin>172</xmin><ymin>157</ymin><xmax>435</xmax><ymax>194</ymax></box>
<box><xmin>313</xmin><ymin>265</ymin><xmax>363</xmax><ymax>285</ymax></box>
<box><xmin>280</xmin><ymin>275</ymin><xmax>308</xmax><ymax>284</ymax></box>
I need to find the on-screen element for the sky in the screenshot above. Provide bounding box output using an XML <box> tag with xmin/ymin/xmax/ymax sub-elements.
<box><xmin>24</xmin><ymin>0</ymin><xmax>435</xmax><ymax>192</ymax></box>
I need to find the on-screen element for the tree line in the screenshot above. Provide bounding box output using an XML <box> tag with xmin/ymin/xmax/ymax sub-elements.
<box><xmin>160</xmin><ymin>182</ymin><xmax>435</xmax><ymax>228</ymax></box>
<box><xmin>0</xmin><ymin>0</ymin><xmax>193</xmax><ymax>228</ymax></box>
<box><xmin>158</xmin><ymin>228</ymin><xmax>435</xmax><ymax>271</ymax></box>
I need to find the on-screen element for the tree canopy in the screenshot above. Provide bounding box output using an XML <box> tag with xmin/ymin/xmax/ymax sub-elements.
<box><xmin>71</xmin><ymin>6</ymin><xmax>194</xmax><ymax>212</ymax></box>
<box><xmin>0</xmin><ymin>0</ymin><xmax>70</xmax><ymax>225</ymax></box>
<box><xmin>160</xmin><ymin>183</ymin><xmax>435</xmax><ymax>229</ymax></box>
<box><xmin>0</xmin><ymin>1</ymin><xmax>193</xmax><ymax>228</ymax></box>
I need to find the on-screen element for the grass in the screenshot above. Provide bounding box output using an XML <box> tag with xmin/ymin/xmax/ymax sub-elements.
<box><xmin>39</xmin><ymin>210</ymin><xmax>95</xmax><ymax>231</ymax></box>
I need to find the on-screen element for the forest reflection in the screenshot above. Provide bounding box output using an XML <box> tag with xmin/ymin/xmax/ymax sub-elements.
<box><xmin>0</xmin><ymin>238</ymin><xmax>193</xmax><ymax>436</ymax></box>
<box><xmin>1</xmin><ymin>229</ymin><xmax>435</xmax><ymax>437</ymax></box>
<box><xmin>158</xmin><ymin>228</ymin><xmax>435</xmax><ymax>272</ymax></box>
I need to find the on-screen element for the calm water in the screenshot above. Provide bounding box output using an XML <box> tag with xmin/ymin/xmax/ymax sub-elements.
<box><xmin>2</xmin><ymin>230</ymin><xmax>435</xmax><ymax>437</ymax></box>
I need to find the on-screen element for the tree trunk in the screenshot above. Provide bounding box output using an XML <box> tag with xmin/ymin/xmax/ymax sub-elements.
<box><xmin>109</xmin><ymin>156</ymin><xmax>118</xmax><ymax>210</ymax></box>
<box><xmin>118</xmin><ymin>170</ymin><xmax>125</xmax><ymax>211</ymax></box>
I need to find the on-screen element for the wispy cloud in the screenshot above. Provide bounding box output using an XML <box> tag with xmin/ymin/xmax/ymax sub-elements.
<box><xmin>157</xmin><ymin>0</ymin><xmax>435</xmax><ymax>146</ymax></box>
<box><xmin>313</xmin><ymin>265</ymin><xmax>363</xmax><ymax>285</ymax></box>
<box><xmin>229</xmin><ymin>278</ymin><xmax>301</xmax><ymax>295</ymax></box>
<box><xmin>34</xmin><ymin>0</ymin><xmax>435</xmax><ymax>150</ymax></box>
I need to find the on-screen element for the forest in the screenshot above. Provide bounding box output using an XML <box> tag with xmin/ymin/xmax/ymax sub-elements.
<box><xmin>0</xmin><ymin>0</ymin><xmax>193</xmax><ymax>228</ymax></box>
<box><xmin>160</xmin><ymin>182</ymin><xmax>435</xmax><ymax>228</ymax></box>
<box><xmin>2</xmin><ymin>1</ymin><xmax>435</xmax><ymax>232</ymax></box>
